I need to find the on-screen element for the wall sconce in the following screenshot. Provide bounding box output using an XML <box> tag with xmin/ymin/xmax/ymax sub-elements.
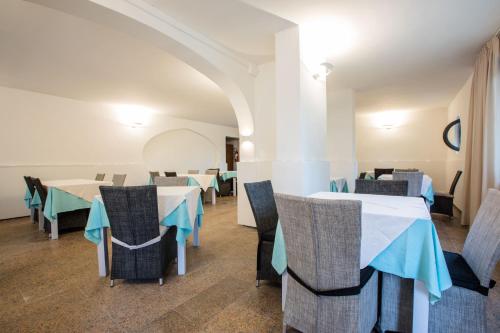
<box><xmin>372</xmin><ymin>110</ymin><xmax>408</xmax><ymax>130</ymax></box>
<box><xmin>112</xmin><ymin>104</ymin><xmax>154</xmax><ymax>128</ymax></box>
<box><xmin>313</xmin><ymin>62</ymin><xmax>334</xmax><ymax>80</ymax></box>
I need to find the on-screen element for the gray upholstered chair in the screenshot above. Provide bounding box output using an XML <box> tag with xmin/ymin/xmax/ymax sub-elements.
<box><xmin>154</xmin><ymin>176</ymin><xmax>189</xmax><ymax>187</ymax></box>
<box><xmin>380</xmin><ymin>188</ymin><xmax>500</xmax><ymax>333</ymax></box>
<box><xmin>394</xmin><ymin>168</ymin><xmax>419</xmax><ymax>172</ymax></box>
<box><xmin>244</xmin><ymin>181</ymin><xmax>281</xmax><ymax>286</ymax></box>
<box><xmin>274</xmin><ymin>193</ymin><xmax>378</xmax><ymax>333</ymax></box>
<box><xmin>111</xmin><ymin>174</ymin><xmax>126</xmax><ymax>186</ymax></box>
<box><xmin>95</xmin><ymin>173</ymin><xmax>105</xmax><ymax>181</ymax></box>
<box><xmin>393</xmin><ymin>171</ymin><xmax>423</xmax><ymax>197</ymax></box>
<box><xmin>355</xmin><ymin>179</ymin><xmax>408</xmax><ymax>196</ymax></box>
<box><xmin>149</xmin><ymin>171</ymin><xmax>160</xmax><ymax>181</ymax></box>
<box><xmin>188</xmin><ymin>170</ymin><xmax>199</xmax><ymax>174</ymax></box>
<box><xmin>99</xmin><ymin>185</ymin><xmax>177</xmax><ymax>286</ymax></box>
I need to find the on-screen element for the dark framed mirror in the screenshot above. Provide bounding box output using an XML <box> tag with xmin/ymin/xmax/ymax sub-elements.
<box><xmin>443</xmin><ymin>118</ymin><xmax>461</xmax><ymax>152</ymax></box>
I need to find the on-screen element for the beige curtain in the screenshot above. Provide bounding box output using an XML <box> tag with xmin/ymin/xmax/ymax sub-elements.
<box><xmin>463</xmin><ymin>36</ymin><xmax>500</xmax><ymax>225</ymax></box>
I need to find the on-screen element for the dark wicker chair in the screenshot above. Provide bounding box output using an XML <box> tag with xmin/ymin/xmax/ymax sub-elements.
<box><xmin>431</xmin><ymin>170</ymin><xmax>462</xmax><ymax>218</ymax></box>
<box><xmin>100</xmin><ymin>185</ymin><xmax>177</xmax><ymax>286</ymax></box>
<box><xmin>207</xmin><ymin>168</ymin><xmax>232</xmax><ymax>196</ymax></box>
<box><xmin>164</xmin><ymin>172</ymin><xmax>177</xmax><ymax>177</ymax></box>
<box><xmin>24</xmin><ymin>176</ymin><xmax>38</xmax><ymax>223</ymax></box>
<box><xmin>355</xmin><ymin>179</ymin><xmax>408</xmax><ymax>196</ymax></box>
<box><xmin>374</xmin><ymin>168</ymin><xmax>394</xmax><ymax>179</ymax></box>
<box><xmin>31</xmin><ymin>178</ymin><xmax>90</xmax><ymax>234</ymax></box>
<box><xmin>359</xmin><ymin>172</ymin><xmax>367</xmax><ymax>180</ymax></box>
<box><xmin>95</xmin><ymin>173</ymin><xmax>105</xmax><ymax>181</ymax></box>
<box><xmin>244</xmin><ymin>180</ymin><xmax>281</xmax><ymax>286</ymax></box>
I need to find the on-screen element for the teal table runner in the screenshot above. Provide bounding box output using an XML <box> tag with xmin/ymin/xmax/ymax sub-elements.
<box><xmin>43</xmin><ymin>187</ymin><xmax>92</xmax><ymax>222</ymax></box>
<box><xmin>272</xmin><ymin>218</ymin><xmax>451</xmax><ymax>303</ymax></box>
<box><xmin>24</xmin><ymin>187</ymin><xmax>33</xmax><ymax>209</ymax></box>
<box><xmin>221</xmin><ymin>171</ymin><xmax>237</xmax><ymax>181</ymax></box>
<box><xmin>85</xmin><ymin>196</ymin><xmax>204</xmax><ymax>246</ymax></box>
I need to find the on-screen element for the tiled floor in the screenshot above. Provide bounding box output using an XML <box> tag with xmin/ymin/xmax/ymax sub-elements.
<box><xmin>0</xmin><ymin>197</ymin><xmax>498</xmax><ymax>332</ymax></box>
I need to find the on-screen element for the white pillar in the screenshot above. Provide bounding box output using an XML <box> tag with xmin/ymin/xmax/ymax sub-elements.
<box><xmin>272</xmin><ymin>26</ymin><xmax>330</xmax><ymax>195</ymax></box>
<box><xmin>327</xmin><ymin>89</ymin><xmax>357</xmax><ymax>191</ymax></box>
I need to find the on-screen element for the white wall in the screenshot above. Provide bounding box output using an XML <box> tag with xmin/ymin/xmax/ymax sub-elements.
<box><xmin>0</xmin><ymin>86</ymin><xmax>238</xmax><ymax>219</ymax></box>
<box><xmin>446</xmin><ymin>75</ymin><xmax>472</xmax><ymax>211</ymax></box>
<box><xmin>356</xmin><ymin>108</ymin><xmax>450</xmax><ymax>192</ymax></box>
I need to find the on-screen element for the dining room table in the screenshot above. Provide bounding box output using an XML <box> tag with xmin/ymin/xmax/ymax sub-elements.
<box><xmin>220</xmin><ymin>170</ymin><xmax>237</xmax><ymax>196</ymax></box>
<box><xmin>30</xmin><ymin>178</ymin><xmax>113</xmax><ymax>239</ymax></box>
<box><xmin>271</xmin><ymin>192</ymin><xmax>451</xmax><ymax>333</ymax></box>
<box><xmin>177</xmin><ymin>173</ymin><xmax>219</xmax><ymax>205</ymax></box>
<box><xmin>84</xmin><ymin>186</ymin><xmax>204</xmax><ymax>277</ymax></box>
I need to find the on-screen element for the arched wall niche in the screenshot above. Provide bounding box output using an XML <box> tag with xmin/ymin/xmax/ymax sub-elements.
<box><xmin>143</xmin><ymin>128</ymin><xmax>220</xmax><ymax>173</ymax></box>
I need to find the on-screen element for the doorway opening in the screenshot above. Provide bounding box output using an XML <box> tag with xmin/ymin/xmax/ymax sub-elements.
<box><xmin>225</xmin><ymin>137</ymin><xmax>239</xmax><ymax>171</ymax></box>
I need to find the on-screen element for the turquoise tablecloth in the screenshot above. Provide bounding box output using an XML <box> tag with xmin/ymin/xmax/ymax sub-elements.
<box><xmin>423</xmin><ymin>185</ymin><xmax>435</xmax><ymax>205</ymax></box>
<box><xmin>24</xmin><ymin>187</ymin><xmax>33</xmax><ymax>208</ymax></box>
<box><xmin>84</xmin><ymin>196</ymin><xmax>204</xmax><ymax>246</ymax></box>
<box><xmin>188</xmin><ymin>176</ymin><xmax>220</xmax><ymax>192</ymax></box>
<box><xmin>32</xmin><ymin>188</ymin><xmax>92</xmax><ymax>222</ymax></box>
<box><xmin>330</xmin><ymin>180</ymin><xmax>349</xmax><ymax>193</ymax></box>
<box><xmin>221</xmin><ymin>171</ymin><xmax>237</xmax><ymax>181</ymax></box>
<box><xmin>272</xmin><ymin>218</ymin><xmax>451</xmax><ymax>303</ymax></box>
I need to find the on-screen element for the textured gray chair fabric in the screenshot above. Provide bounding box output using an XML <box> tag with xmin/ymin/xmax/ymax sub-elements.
<box><xmin>154</xmin><ymin>176</ymin><xmax>189</xmax><ymax>187</ymax></box>
<box><xmin>149</xmin><ymin>171</ymin><xmax>160</xmax><ymax>180</ymax></box>
<box><xmin>188</xmin><ymin>170</ymin><xmax>199</xmax><ymax>174</ymax></box>
<box><xmin>99</xmin><ymin>185</ymin><xmax>177</xmax><ymax>284</ymax></box>
<box><xmin>244</xmin><ymin>181</ymin><xmax>281</xmax><ymax>284</ymax></box>
<box><xmin>355</xmin><ymin>179</ymin><xmax>408</xmax><ymax>196</ymax></box>
<box><xmin>112</xmin><ymin>174</ymin><xmax>126</xmax><ymax>186</ymax></box>
<box><xmin>205</xmin><ymin>169</ymin><xmax>219</xmax><ymax>175</ymax></box>
<box><xmin>393</xmin><ymin>171</ymin><xmax>423</xmax><ymax>197</ymax></box>
<box><xmin>274</xmin><ymin>193</ymin><xmax>378</xmax><ymax>333</ymax></box>
<box><xmin>394</xmin><ymin>168</ymin><xmax>419</xmax><ymax>172</ymax></box>
<box><xmin>95</xmin><ymin>173</ymin><xmax>105</xmax><ymax>181</ymax></box>
<box><xmin>381</xmin><ymin>188</ymin><xmax>500</xmax><ymax>333</ymax></box>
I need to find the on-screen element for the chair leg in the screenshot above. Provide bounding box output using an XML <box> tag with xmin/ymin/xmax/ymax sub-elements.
<box><xmin>159</xmin><ymin>278</ymin><xmax>164</xmax><ymax>286</ymax></box>
<box><xmin>256</xmin><ymin>279</ymin><xmax>260</xmax><ymax>287</ymax></box>
<box><xmin>110</xmin><ymin>279</ymin><xmax>114</xmax><ymax>287</ymax></box>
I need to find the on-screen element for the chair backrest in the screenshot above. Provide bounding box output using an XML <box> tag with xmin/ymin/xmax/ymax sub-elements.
<box><xmin>149</xmin><ymin>171</ymin><xmax>160</xmax><ymax>180</ymax></box>
<box><xmin>359</xmin><ymin>172</ymin><xmax>367</xmax><ymax>180</ymax></box>
<box><xmin>23</xmin><ymin>176</ymin><xmax>36</xmax><ymax>196</ymax></box>
<box><xmin>462</xmin><ymin>189</ymin><xmax>500</xmax><ymax>287</ymax></box>
<box><xmin>394</xmin><ymin>168</ymin><xmax>419</xmax><ymax>172</ymax></box>
<box><xmin>112</xmin><ymin>174</ymin><xmax>127</xmax><ymax>186</ymax></box>
<box><xmin>205</xmin><ymin>168</ymin><xmax>219</xmax><ymax>175</ymax></box>
<box><xmin>164</xmin><ymin>172</ymin><xmax>177</xmax><ymax>177</ymax></box>
<box><xmin>244</xmin><ymin>181</ymin><xmax>278</xmax><ymax>234</ymax></box>
<box><xmin>393</xmin><ymin>171</ymin><xmax>423</xmax><ymax>197</ymax></box>
<box><xmin>355</xmin><ymin>179</ymin><xmax>408</xmax><ymax>196</ymax></box>
<box><xmin>449</xmin><ymin>170</ymin><xmax>463</xmax><ymax>195</ymax></box>
<box><xmin>154</xmin><ymin>176</ymin><xmax>189</xmax><ymax>186</ymax></box>
<box><xmin>274</xmin><ymin>193</ymin><xmax>362</xmax><ymax>291</ymax></box>
<box><xmin>99</xmin><ymin>186</ymin><xmax>160</xmax><ymax>246</ymax></box>
<box><xmin>95</xmin><ymin>173</ymin><xmax>105</xmax><ymax>181</ymax></box>
<box><xmin>32</xmin><ymin>178</ymin><xmax>47</xmax><ymax>206</ymax></box>
<box><xmin>374</xmin><ymin>168</ymin><xmax>394</xmax><ymax>179</ymax></box>
<box><xmin>188</xmin><ymin>170</ymin><xmax>199</xmax><ymax>174</ymax></box>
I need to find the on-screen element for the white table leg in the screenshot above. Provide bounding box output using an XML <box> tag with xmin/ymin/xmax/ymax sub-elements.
<box><xmin>50</xmin><ymin>215</ymin><xmax>59</xmax><ymax>240</ymax></box>
<box><xmin>30</xmin><ymin>207</ymin><xmax>35</xmax><ymax>223</ymax></box>
<box><xmin>177</xmin><ymin>242</ymin><xmax>186</xmax><ymax>275</ymax></box>
<box><xmin>193</xmin><ymin>216</ymin><xmax>200</xmax><ymax>247</ymax></box>
<box><xmin>97</xmin><ymin>228</ymin><xmax>109</xmax><ymax>277</ymax></box>
<box><xmin>282</xmin><ymin>272</ymin><xmax>288</xmax><ymax>312</ymax></box>
<box><xmin>211</xmin><ymin>187</ymin><xmax>216</xmax><ymax>205</ymax></box>
<box><xmin>412</xmin><ymin>280</ymin><xmax>430</xmax><ymax>333</ymax></box>
<box><xmin>38</xmin><ymin>207</ymin><xmax>44</xmax><ymax>231</ymax></box>
<box><xmin>233</xmin><ymin>178</ymin><xmax>237</xmax><ymax>196</ymax></box>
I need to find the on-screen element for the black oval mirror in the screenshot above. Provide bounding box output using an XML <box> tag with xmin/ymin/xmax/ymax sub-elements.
<box><xmin>443</xmin><ymin>118</ymin><xmax>461</xmax><ymax>152</ymax></box>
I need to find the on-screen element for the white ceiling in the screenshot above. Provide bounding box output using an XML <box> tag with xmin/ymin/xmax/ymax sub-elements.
<box><xmin>0</xmin><ymin>0</ymin><xmax>237</xmax><ymax>127</ymax></box>
<box><xmin>2</xmin><ymin>0</ymin><xmax>499</xmax><ymax>127</ymax></box>
<box><xmin>242</xmin><ymin>0</ymin><xmax>500</xmax><ymax>112</ymax></box>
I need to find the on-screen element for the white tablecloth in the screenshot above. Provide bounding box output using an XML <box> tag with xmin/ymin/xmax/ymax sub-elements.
<box><xmin>178</xmin><ymin>174</ymin><xmax>216</xmax><ymax>192</ymax></box>
<box><xmin>309</xmin><ymin>192</ymin><xmax>431</xmax><ymax>268</ymax></box>
<box><xmin>43</xmin><ymin>179</ymin><xmax>112</xmax><ymax>202</ymax></box>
